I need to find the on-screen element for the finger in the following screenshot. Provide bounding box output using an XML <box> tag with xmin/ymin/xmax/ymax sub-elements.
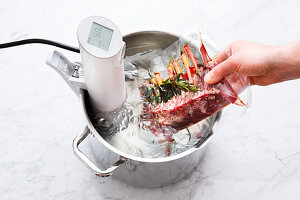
<box><xmin>248</xmin><ymin>77</ymin><xmax>256</xmax><ymax>86</ymax></box>
<box><xmin>204</xmin><ymin>57</ymin><xmax>237</xmax><ymax>84</ymax></box>
<box><xmin>214</xmin><ymin>45</ymin><xmax>231</xmax><ymax>64</ymax></box>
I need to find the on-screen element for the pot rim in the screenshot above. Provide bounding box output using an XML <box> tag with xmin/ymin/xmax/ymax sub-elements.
<box><xmin>80</xmin><ymin>30</ymin><xmax>220</xmax><ymax>163</ymax></box>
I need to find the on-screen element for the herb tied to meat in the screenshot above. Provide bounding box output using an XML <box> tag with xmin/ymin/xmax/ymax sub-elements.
<box><xmin>141</xmin><ymin>73</ymin><xmax>200</xmax><ymax>105</ymax></box>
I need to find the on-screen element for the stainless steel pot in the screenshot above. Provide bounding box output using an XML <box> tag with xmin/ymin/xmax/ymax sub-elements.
<box><xmin>72</xmin><ymin>31</ymin><xmax>221</xmax><ymax>187</ymax></box>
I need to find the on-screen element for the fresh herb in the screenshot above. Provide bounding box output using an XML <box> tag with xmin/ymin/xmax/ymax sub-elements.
<box><xmin>141</xmin><ymin>73</ymin><xmax>200</xmax><ymax>105</ymax></box>
<box><xmin>140</xmin><ymin>44</ymin><xmax>207</xmax><ymax>105</ymax></box>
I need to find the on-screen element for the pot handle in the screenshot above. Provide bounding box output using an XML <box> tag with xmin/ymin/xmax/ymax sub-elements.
<box><xmin>72</xmin><ymin>126</ymin><xmax>128</xmax><ymax>177</ymax></box>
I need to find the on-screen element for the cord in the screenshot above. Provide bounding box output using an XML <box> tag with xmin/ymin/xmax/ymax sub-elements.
<box><xmin>0</xmin><ymin>39</ymin><xmax>80</xmax><ymax>53</ymax></box>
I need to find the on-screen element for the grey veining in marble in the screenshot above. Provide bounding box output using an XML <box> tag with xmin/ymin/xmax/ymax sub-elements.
<box><xmin>0</xmin><ymin>0</ymin><xmax>300</xmax><ymax>199</ymax></box>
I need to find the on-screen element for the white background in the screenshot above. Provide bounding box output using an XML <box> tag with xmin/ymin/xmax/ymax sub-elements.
<box><xmin>0</xmin><ymin>0</ymin><xmax>299</xmax><ymax>199</ymax></box>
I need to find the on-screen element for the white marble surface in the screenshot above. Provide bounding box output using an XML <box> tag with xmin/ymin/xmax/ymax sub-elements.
<box><xmin>0</xmin><ymin>0</ymin><xmax>300</xmax><ymax>199</ymax></box>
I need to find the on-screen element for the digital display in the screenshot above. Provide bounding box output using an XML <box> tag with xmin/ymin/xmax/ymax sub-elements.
<box><xmin>87</xmin><ymin>22</ymin><xmax>113</xmax><ymax>51</ymax></box>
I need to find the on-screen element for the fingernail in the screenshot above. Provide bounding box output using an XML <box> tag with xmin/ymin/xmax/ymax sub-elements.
<box><xmin>204</xmin><ymin>73</ymin><xmax>212</xmax><ymax>83</ymax></box>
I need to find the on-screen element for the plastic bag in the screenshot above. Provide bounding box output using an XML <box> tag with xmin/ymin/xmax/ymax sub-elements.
<box><xmin>139</xmin><ymin>32</ymin><xmax>251</xmax><ymax>134</ymax></box>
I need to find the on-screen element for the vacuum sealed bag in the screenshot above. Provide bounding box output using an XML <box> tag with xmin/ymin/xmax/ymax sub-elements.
<box><xmin>136</xmin><ymin>32</ymin><xmax>251</xmax><ymax>141</ymax></box>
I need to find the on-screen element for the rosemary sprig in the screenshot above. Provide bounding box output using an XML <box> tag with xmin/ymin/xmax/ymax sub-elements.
<box><xmin>141</xmin><ymin>73</ymin><xmax>200</xmax><ymax>105</ymax></box>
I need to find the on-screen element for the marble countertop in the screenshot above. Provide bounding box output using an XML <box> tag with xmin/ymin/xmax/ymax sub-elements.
<box><xmin>0</xmin><ymin>0</ymin><xmax>300</xmax><ymax>199</ymax></box>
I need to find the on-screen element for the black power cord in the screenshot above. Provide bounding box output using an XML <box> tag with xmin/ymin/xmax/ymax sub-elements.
<box><xmin>0</xmin><ymin>38</ymin><xmax>80</xmax><ymax>53</ymax></box>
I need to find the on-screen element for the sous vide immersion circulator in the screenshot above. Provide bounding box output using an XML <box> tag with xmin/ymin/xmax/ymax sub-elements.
<box><xmin>77</xmin><ymin>16</ymin><xmax>126</xmax><ymax>112</ymax></box>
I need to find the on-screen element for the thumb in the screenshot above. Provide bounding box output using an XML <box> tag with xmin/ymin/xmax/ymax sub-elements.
<box><xmin>204</xmin><ymin>57</ymin><xmax>237</xmax><ymax>84</ymax></box>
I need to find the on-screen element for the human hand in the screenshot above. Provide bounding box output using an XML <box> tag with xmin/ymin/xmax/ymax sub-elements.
<box><xmin>204</xmin><ymin>40</ymin><xmax>300</xmax><ymax>86</ymax></box>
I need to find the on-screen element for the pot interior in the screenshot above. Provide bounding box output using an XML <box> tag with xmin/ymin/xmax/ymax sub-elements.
<box><xmin>84</xmin><ymin>31</ymin><xmax>220</xmax><ymax>160</ymax></box>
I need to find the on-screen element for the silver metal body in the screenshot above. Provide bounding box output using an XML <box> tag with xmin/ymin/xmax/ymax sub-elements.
<box><xmin>71</xmin><ymin>31</ymin><xmax>222</xmax><ymax>187</ymax></box>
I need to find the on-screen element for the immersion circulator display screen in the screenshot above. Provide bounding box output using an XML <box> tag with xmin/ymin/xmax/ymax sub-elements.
<box><xmin>87</xmin><ymin>22</ymin><xmax>113</xmax><ymax>51</ymax></box>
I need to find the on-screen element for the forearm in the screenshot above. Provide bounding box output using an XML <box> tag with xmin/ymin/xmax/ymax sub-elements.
<box><xmin>273</xmin><ymin>41</ymin><xmax>300</xmax><ymax>82</ymax></box>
